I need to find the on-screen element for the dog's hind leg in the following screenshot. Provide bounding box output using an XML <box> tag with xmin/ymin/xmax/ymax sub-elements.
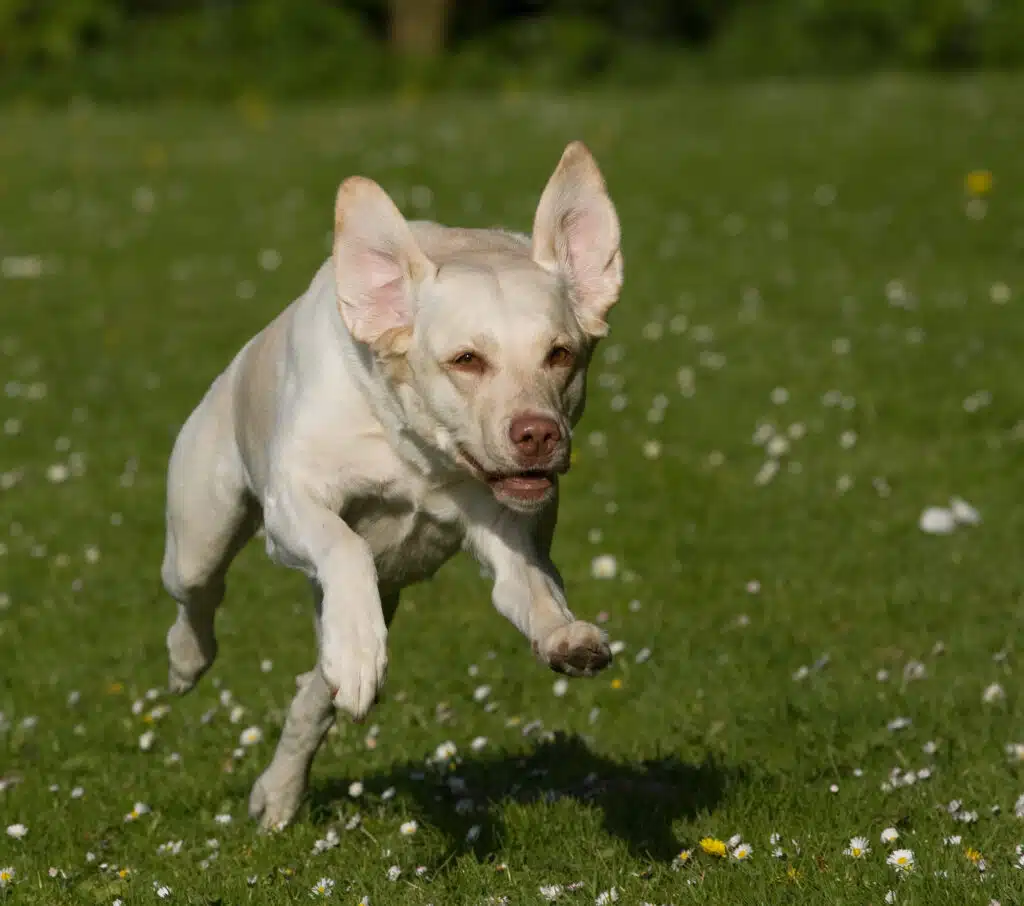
<box><xmin>161</xmin><ymin>385</ymin><xmax>257</xmax><ymax>694</ymax></box>
<box><xmin>249</xmin><ymin>586</ymin><xmax>400</xmax><ymax>831</ymax></box>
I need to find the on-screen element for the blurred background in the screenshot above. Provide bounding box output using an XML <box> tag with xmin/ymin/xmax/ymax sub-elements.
<box><xmin>2</xmin><ymin>0</ymin><xmax>1023</xmax><ymax>103</ymax></box>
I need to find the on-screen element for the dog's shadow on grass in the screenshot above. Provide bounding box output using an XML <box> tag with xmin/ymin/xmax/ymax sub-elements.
<box><xmin>310</xmin><ymin>731</ymin><xmax>737</xmax><ymax>864</ymax></box>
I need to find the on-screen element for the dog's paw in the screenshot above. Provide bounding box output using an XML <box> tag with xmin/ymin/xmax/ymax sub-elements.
<box><xmin>166</xmin><ymin>619</ymin><xmax>217</xmax><ymax>695</ymax></box>
<box><xmin>320</xmin><ymin>634</ymin><xmax>388</xmax><ymax>722</ymax></box>
<box><xmin>535</xmin><ymin>620</ymin><xmax>612</xmax><ymax>677</ymax></box>
<box><xmin>248</xmin><ymin>769</ymin><xmax>304</xmax><ymax>833</ymax></box>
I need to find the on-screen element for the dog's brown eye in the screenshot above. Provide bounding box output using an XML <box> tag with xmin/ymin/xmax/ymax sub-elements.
<box><xmin>450</xmin><ymin>351</ymin><xmax>487</xmax><ymax>373</ymax></box>
<box><xmin>547</xmin><ymin>346</ymin><xmax>574</xmax><ymax>368</ymax></box>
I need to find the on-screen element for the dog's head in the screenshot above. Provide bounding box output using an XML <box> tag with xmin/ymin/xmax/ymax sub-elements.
<box><xmin>332</xmin><ymin>142</ymin><xmax>623</xmax><ymax>514</ymax></box>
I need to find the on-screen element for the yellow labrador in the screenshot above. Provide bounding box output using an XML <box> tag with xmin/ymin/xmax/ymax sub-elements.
<box><xmin>160</xmin><ymin>142</ymin><xmax>623</xmax><ymax>829</ymax></box>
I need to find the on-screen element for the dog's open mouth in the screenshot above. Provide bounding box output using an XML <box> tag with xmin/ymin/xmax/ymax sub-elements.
<box><xmin>458</xmin><ymin>449</ymin><xmax>559</xmax><ymax>503</ymax></box>
<box><xmin>488</xmin><ymin>470</ymin><xmax>554</xmax><ymax>501</ymax></box>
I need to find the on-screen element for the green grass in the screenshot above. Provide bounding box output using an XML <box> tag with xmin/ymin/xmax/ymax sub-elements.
<box><xmin>2</xmin><ymin>75</ymin><xmax>1024</xmax><ymax>905</ymax></box>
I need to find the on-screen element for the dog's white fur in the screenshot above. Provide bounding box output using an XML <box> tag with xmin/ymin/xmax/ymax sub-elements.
<box><xmin>160</xmin><ymin>141</ymin><xmax>624</xmax><ymax>830</ymax></box>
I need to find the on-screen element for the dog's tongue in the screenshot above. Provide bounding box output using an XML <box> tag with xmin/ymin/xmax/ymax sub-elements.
<box><xmin>491</xmin><ymin>474</ymin><xmax>552</xmax><ymax>499</ymax></box>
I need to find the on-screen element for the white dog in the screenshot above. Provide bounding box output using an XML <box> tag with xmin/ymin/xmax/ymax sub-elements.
<box><xmin>160</xmin><ymin>141</ymin><xmax>624</xmax><ymax>830</ymax></box>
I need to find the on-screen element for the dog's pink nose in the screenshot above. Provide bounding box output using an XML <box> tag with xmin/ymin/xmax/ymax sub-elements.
<box><xmin>509</xmin><ymin>414</ymin><xmax>561</xmax><ymax>462</ymax></box>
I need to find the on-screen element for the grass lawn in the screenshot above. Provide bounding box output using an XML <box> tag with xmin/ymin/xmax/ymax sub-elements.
<box><xmin>2</xmin><ymin>76</ymin><xmax>1024</xmax><ymax>905</ymax></box>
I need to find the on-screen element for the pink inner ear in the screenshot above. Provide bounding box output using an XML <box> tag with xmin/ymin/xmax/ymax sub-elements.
<box><xmin>339</xmin><ymin>246</ymin><xmax>413</xmax><ymax>343</ymax></box>
<box><xmin>558</xmin><ymin>201</ymin><xmax>620</xmax><ymax>315</ymax></box>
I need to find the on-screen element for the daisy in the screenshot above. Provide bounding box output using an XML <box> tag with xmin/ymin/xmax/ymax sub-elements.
<box><xmin>880</xmin><ymin>827</ymin><xmax>899</xmax><ymax>844</ymax></box>
<box><xmin>310</xmin><ymin>878</ymin><xmax>335</xmax><ymax>898</ymax></box>
<box><xmin>731</xmin><ymin>842</ymin><xmax>753</xmax><ymax>861</ymax></box>
<box><xmin>540</xmin><ymin>885</ymin><xmax>564</xmax><ymax>901</ymax></box>
<box><xmin>887</xmin><ymin>849</ymin><xmax>915</xmax><ymax>873</ymax></box>
<box><xmin>844</xmin><ymin>836</ymin><xmax>870</xmax><ymax>858</ymax></box>
<box><xmin>153</xmin><ymin>881</ymin><xmax>172</xmax><ymax>899</ymax></box>
<box><xmin>399</xmin><ymin>820</ymin><xmax>418</xmax><ymax>836</ymax></box>
<box><xmin>124</xmin><ymin>802</ymin><xmax>150</xmax><ymax>822</ymax></box>
<box><xmin>673</xmin><ymin>849</ymin><xmax>692</xmax><ymax>866</ymax></box>
<box><xmin>983</xmin><ymin>683</ymin><xmax>1005</xmax><ymax>704</ymax></box>
<box><xmin>386</xmin><ymin>866</ymin><xmax>401</xmax><ymax>882</ymax></box>
<box><xmin>699</xmin><ymin>836</ymin><xmax>727</xmax><ymax>857</ymax></box>
<box><xmin>0</xmin><ymin>866</ymin><xmax>14</xmax><ymax>887</ymax></box>
<box><xmin>5</xmin><ymin>823</ymin><xmax>27</xmax><ymax>839</ymax></box>
<box><xmin>595</xmin><ymin>889</ymin><xmax>619</xmax><ymax>905</ymax></box>
<box><xmin>239</xmin><ymin>727</ymin><xmax>263</xmax><ymax>747</ymax></box>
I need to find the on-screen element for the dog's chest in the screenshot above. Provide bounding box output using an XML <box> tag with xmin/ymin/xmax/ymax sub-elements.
<box><xmin>342</xmin><ymin>486</ymin><xmax>464</xmax><ymax>590</ymax></box>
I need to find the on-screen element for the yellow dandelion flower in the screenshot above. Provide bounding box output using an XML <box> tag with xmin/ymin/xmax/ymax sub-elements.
<box><xmin>700</xmin><ymin>836</ymin><xmax>727</xmax><ymax>857</ymax></box>
<box><xmin>786</xmin><ymin>865</ymin><xmax>801</xmax><ymax>883</ymax></box>
<box><xmin>965</xmin><ymin>170</ymin><xmax>993</xmax><ymax>196</ymax></box>
<box><xmin>144</xmin><ymin>144</ymin><xmax>167</xmax><ymax>170</ymax></box>
<box><xmin>610</xmin><ymin>678</ymin><xmax>623</xmax><ymax>690</ymax></box>
<box><xmin>236</xmin><ymin>92</ymin><xmax>271</xmax><ymax>129</ymax></box>
<box><xmin>965</xmin><ymin>847</ymin><xmax>983</xmax><ymax>864</ymax></box>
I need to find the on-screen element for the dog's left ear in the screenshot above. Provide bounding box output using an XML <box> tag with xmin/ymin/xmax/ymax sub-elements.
<box><xmin>532</xmin><ymin>142</ymin><xmax>623</xmax><ymax>338</ymax></box>
<box><xmin>333</xmin><ymin>176</ymin><xmax>435</xmax><ymax>351</ymax></box>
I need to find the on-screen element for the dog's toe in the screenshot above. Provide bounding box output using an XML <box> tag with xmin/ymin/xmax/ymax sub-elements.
<box><xmin>248</xmin><ymin>768</ymin><xmax>306</xmax><ymax>832</ymax></box>
<box><xmin>539</xmin><ymin>621</ymin><xmax>613</xmax><ymax>677</ymax></box>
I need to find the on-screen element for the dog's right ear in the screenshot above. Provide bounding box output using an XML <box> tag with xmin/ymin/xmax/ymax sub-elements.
<box><xmin>333</xmin><ymin>177</ymin><xmax>435</xmax><ymax>350</ymax></box>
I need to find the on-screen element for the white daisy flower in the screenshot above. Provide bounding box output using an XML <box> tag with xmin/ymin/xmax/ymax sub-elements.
<box><xmin>0</xmin><ymin>866</ymin><xmax>15</xmax><ymax>887</ymax></box>
<box><xmin>590</xmin><ymin>554</ymin><xmax>618</xmax><ymax>579</ymax></box>
<box><xmin>983</xmin><ymin>682</ymin><xmax>1005</xmax><ymax>704</ymax></box>
<box><xmin>540</xmin><ymin>885</ymin><xmax>564</xmax><ymax>901</ymax></box>
<box><xmin>124</xmin><ymin>802</ymin><xmax>150</xmax><ymax>822</ymax></box>
<box><xmin>595</xmin><ymin>888</ymin><xmax>619</xmax><ymax>905</ymax></box>
<box><xmin>310</xmin><ymin>877</ymin><xmax>335</xmax><ymax>898</ymax></box>
<box><xmin>887</xmin><ymin>849</ymin><xmax>915</xmax><ymax>872</ymax></box>
<box><xmin>399</xmin><ymin>820</ymin><xmax>418</xmax><ymax>836</ymax></box>
<box><xmin>884</xmin><ymin>892</ymin><xmax>896</xmax><ymax>905</ymax></box>
<box><xmin>844</xmin><ymin>836</ymin><xmax>870</xmax><ymax>858</ymax></box>
<box><xmin>433</xmin><ymin>741</ymin><xmax>457</xmax><ymax>762</ymax></box>
<box><xmin>731</xmin><ymin>842</ymin><xmax>753</xmax><ymax>861</ymax></box>
<box><xmin>5</xmin><ymin>823</ymin><xmax>27</xmax><ymax>839</ymax></box>
<box><xmin>239</xmin><ymin>726</ymin><xmax>263</xmax><ymax>747</ymax></box>
<box><xmin>386</xmin><ymin>866</ymin><xmax>401</xmax><ymax>882</ymax></box>
<box><xmin>880</xmin><ymin>827</ymin><xmax>899</xmax><ymax>844</ymax></box>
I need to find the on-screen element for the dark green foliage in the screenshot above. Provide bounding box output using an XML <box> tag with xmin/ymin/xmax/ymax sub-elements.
<box><xmin>0</xmin><ymin>1</ymin><xmax>1021</xmax><ymax>100</ymax></box>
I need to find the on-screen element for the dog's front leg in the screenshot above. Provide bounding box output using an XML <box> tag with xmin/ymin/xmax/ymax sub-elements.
<box><xmin>264</xmin><ymin>484</ymin><xmax>388</xmax><ymax>720</ymax></box>
<box><xmin>466</xmin><ymin>507</ymin><xmax>612</xmax><ymax>677</ymax></box>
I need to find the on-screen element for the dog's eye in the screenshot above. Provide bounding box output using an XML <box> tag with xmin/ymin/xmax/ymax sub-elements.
<box><xmin>546</xmin><ymin>346</ymin><xmax>574</xmax><ymax>368</ymax></box>
<box><xmin>450</xmin><ymin>351</ymin><xmax>487</xmax><ymax>373</ymax></box>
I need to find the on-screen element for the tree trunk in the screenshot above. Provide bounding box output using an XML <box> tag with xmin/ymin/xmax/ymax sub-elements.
<box><xmin>389</xmin><ymin>0</ymin><xmax>451</xmax><ymax>57</ymax></box>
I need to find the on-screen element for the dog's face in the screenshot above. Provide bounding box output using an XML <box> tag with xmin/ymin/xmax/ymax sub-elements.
<box><xmin>333</xmin><ymin>142</ymin><xmax>623</xmax><ymax>513</ymax></box>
